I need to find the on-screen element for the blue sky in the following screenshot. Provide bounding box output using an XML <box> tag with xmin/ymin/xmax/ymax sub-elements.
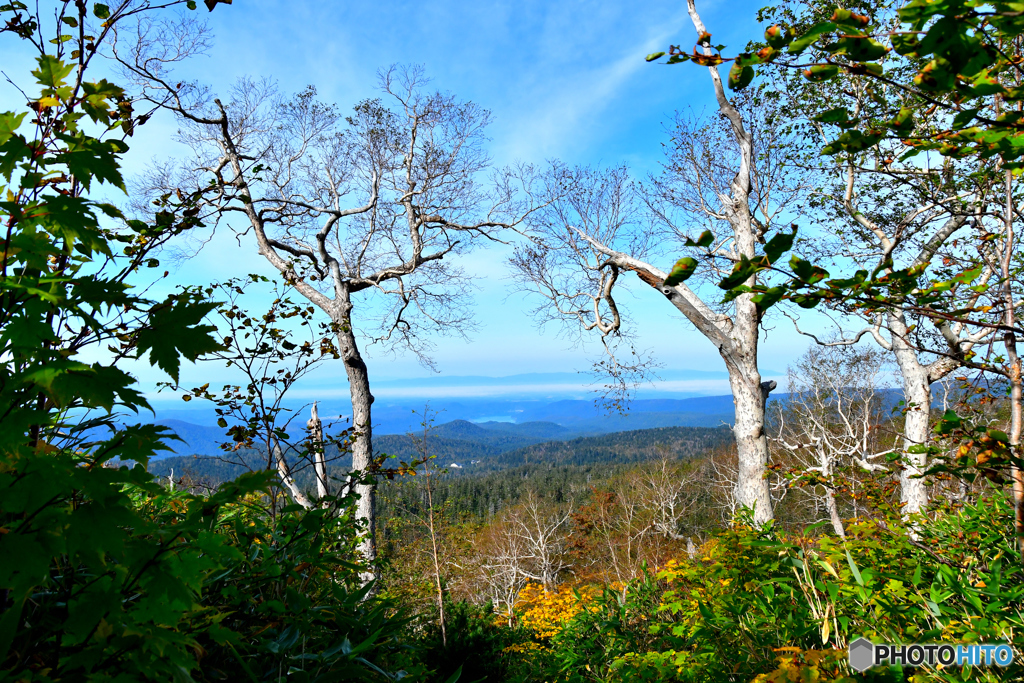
<box><xmin>5</xmin><ymin>0</ymin><xmax>839</xmax><ymax>406</ymax></box>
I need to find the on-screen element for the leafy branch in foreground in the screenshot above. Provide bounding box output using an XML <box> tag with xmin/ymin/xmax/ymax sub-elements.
<box><xmin>649</xmin><ymin>0</ymin><xmax>1024</xmax><ymax>166</ymax></box>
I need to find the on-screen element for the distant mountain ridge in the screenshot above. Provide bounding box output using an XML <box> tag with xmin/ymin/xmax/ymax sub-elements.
<box><xmin>373</xmin><ymin>420</ymin><xmax>580</xmax><ymax>463</ymax></box>
<box><xmin>367</xmin><ymin>368</ymin><xmax>737</xmax><ymax>388</ymax></box>
<box><xmin>148</xmin><ymin>424</ymin><xmax>734</xmax><ymax>486</ymax></box>
<box><xmin>147</xmin><ymin>396</ymin><xmax>740</xmax><ymax>452</ymax></box>
<box><xmin>138</xmin><ymin>386</ymin><xmax>911</xmax><ymax>460</ymax></box>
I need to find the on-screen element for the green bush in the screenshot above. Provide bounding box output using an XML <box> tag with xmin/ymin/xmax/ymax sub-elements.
<box><xmin>413</xmin><ymin>599</ymin><xmax>529</xmax><ymax>683</ymax></box>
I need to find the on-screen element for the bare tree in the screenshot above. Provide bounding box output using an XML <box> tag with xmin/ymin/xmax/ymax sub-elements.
<box><xmin>511</xmin><ymin>1</ymin><xmax>806</xmax><ymax>524</ymax></box>
<box><xmin>504</xmin><ymin>492</ymin><xmax>575</xmax><ymax>590</ymax></box>
<box><xmin>783</xmin><ymin>168</ymin><xmax>995</xmax><ymax>517</ymax></box>
<box><xmin>585</xmin><ymin>487</ymin><xmax>657</xmax><ymax>590</ymax></box>
<box><xmin>633</xmin><ymin>456</ymin><xmax>702</xmax><ymax>541</ymax></box>
<box><xmin>771</xmin><ymin>345</ymin><xmax>892</xmax><ymax>537</ymax></box>
<box><xmin>464</xmin><ymin>518</ymin><xmax>532</xmax><ymax>625</ymax></box>
<box><xmin>122</xmin><ymin>60</ymin><xmax>538</xmax><ymax>579</ymax></box>
<box><xmin>456</xmin><ymin>493</ymin><xmax>573</xmax><ymax>618</ymax></box>
<box><xmin>408</xmin><ymin>407</ymin><xmax>448</xmax><ymax>647</ymax></box>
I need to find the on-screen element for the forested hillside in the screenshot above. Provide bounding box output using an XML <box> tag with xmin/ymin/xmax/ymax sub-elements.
<box><xmin>476</xmin><ymin>425</ymin><xmax>732</xmax><ymax>471</ymax></box>
<box><xmin>148</xmin><ymin>424</ymin><xmax>733</xmax><ymax>488</ymax></box>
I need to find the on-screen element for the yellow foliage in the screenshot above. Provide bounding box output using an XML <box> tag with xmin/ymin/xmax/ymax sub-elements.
<box><xmin>751</xmin><ymin>648</ymin><xmax>856</xmax><ymax>683</ymax></box>
<box><xmin>514</xmin><ymin>582</ymin><xmax>600</xmax><ymax>640</ymax></box>
<box><xmin>503</xmin><ymin>641</ymin><xmax>544</xmax><ymax>655</ymax></box>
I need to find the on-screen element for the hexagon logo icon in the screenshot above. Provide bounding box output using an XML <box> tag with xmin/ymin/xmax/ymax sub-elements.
<box><xmin>849</xmin><ymin>637</ymin><xmax>875</xmax><ymax>672</ymax></box>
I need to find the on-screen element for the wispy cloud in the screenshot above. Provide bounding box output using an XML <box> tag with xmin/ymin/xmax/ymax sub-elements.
<box><xmin>493</xmin><ymin>20</ymin><xmax>688</xmax><ymax>163</ymax></box>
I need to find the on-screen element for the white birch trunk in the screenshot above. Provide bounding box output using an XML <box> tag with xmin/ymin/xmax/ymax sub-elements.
<box><xmin>818</xmin><ymin>446</ymin><xmax>846</xmax><ymax>538</ymax></box>
<box><xmin>888</xmin><ymin>311</ymin><xmax>932</xmax><ymax>516</ymax></box>
<box><xmin>272</xmin><ymin>440</ymin><xmax>315</xmax><ymax>510</ymax></box>
<box><xmin>727</xmin><ymin>360</ymin><xmax>774</xmax><ymax>524</ymax></box>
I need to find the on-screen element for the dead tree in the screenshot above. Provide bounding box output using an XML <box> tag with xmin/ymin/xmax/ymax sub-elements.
<box><xmin>771</xmin><ymin>345</ymin><xmax>891</xmax><ymax>537</ymax></box>
<box><xmin>467</xmin><ymin>519</ymin><xmax>531</xmax><ymax>624</ymax></box>
<box><xmin>633</xmin><ymin>457</ymin><xmax>701</xmax><ymax>541</ymax></box>
<box><xmin>307</xmin><ymin>402</ymin><xmax>329</xmax><ymax>501</ymax></box>
<box><xmin>124</xmin><ymin>63</ymin><xmax>538</xmax><ymax>579</ymax></box>
<box><xmin>505</xmin><ymin>493</ymin><xmax>574</xmax><ymax>590</ymax></box>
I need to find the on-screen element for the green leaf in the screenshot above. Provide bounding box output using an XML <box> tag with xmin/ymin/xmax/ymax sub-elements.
<box><xmin>752</xmin><ymin>286</ymin><xmax>786</xmax><ymax>310</ymax></box>
<box><xmin>788</xmin><ymin>22</ymin><xmax>837</xmax><ymax>55</ymax></box>
<box><xmin>685</xmin><ymin>230</ymin><xmax>714</xmax><ymax>248</ymax></box>
<box><xmin>969</xmin><ymin>71</ymin><xmax>1006</xmax><ymax>97</ymax></box>
<box><xmin>0</xmin><ymin>111</ymin><xmax>26</xmax><ymax>145</ymax></box>
<box><xmin>986</xmin><ymin>429</ymin><xmax>1009</xmax><ymax>443</ymax></box>
<box><xmin>951</xmin><ymin>266</ymin><xmax>983</xmax><ymax>285</ymax></box>
<box><xmin>830</xmin><ymin>8</ymin><xmax>871</xmax><ymax>28</ymax></box>
<box><xmin>849</xmin><ymin>61</ymin><xmax>883</xmax><ymax>77</ymax></box>
<box><xmin>765</xmin><ymin>25</ymin><xmax>791</xmax><ymax>49</ymax></box>
<box><xmin>934</xmin><ymin>409</ymin><xmax>961</xmax><ymax>434</ymax></box>
<box><xmin>728</xmin><ymin>63</ymin><xmax>755</xmax><ymax>90</ymax></box>
<box><xmin>830</xmin><ymin>36</ymin><xmax>888</xmax><ymax>61</ymax></box>
<box><xmin>80</xmin><ymin>79</ymin><xmax>126</xmax><ymax>125</ymax></box>
<box><xmin>803</xmin><ymin>64</ymin><xmax>840</xmax><ymax>82</ymax></box>
<box><xmin>898</xmin><ymin>148</ymin><xmax>922</xmax><ymax>162</ymax></box>
<box><xmin>664</xmin><ymin>257</ymin><xmax>698</xmax><ymax>287</ymax></box>
<box><xmin>790</xmin><ymin>255</ymin><xmax>829</xmax><ymax>284</ymax></box>
<box><xmin>135</xmin><ymin>295</ymin><xmax>221</xmax><ymax>382</ymax></box>
<box><xmin>31</xmin><ymin>55</ymin><xmax>74</xmax><ymax>90</ymax></box>
<box><xmin>813</xmin><ymin>107</ymin><xmax>852</xmax><ymax>125</ymax></box>
<box><xmin>952</xmin><ymin>108</ymin><xmax>980</xmax><ymax>130</ymax></box>
<box><xmin>845</xmin><ymin>549</ymin><xmax>864</xmax><ymax>586</ymax></box>
<box><xmin>763</xmin><ymin>227</ymin><xmax>796</xmax><ymax>264</ymax></box>
<box><xmin>92</xmin><ymin>3</ymin><xmax>109</xmax><ymax>19</ymax></box>
<box><xmin>891</xmin><ymin>33</ymin><xmax>919</xmax><ymax>56</ymax></box>
<box><xmin>24</xmin><ymin>361</ymin><xmax>142</xmax><ymax>411</ymax></box>
<box><xmin>821</xmin><ymin>128</ymin><xmax>885</xmax><ymax>155</ymax></box>
<box><xmin>54</xmin><ymin>134</ymin><xmax>128</xmax><ymax>190</ymax></box>
<box><xmin>890</xmin><ymin>107</ymin><xmax>915</xmax><ymax>136</ymax></box>
<box><xmin>646</xmin><ymin>51</ymin><xmax>666</xmax><ymax>62</ymax></box>
<box><xmin>0</xmin><ymin>137</ymin><xmax>29</xmax><ymax>181</ymax></box>
<box><xmin>718</xmin><ymin>256</ymin><xmax>758</xmax><ymax>290</ymax></box>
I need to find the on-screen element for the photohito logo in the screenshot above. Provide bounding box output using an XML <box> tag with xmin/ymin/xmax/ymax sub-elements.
<box><xmin>848</xmin><ymin>638</ymin><xmax>1014</xmax><ymax>672</ymax></box>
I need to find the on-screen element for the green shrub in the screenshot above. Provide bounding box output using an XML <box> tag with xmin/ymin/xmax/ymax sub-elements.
<box><xmin>413</xmin><ymin>599</ymin><xmax>529</xmax><ymax>683</ymax></box>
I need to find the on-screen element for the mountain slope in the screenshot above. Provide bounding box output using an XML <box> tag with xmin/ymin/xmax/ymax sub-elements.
<box><xmin>471</xmin><ymin>425</ymin><xmax>733</xmax><ymax>472</ymax></box>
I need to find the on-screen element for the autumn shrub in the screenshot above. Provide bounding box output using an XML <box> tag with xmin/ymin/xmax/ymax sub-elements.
<box><xmin>538</xmin><ymin>573</ymin><xmax>667</xmax><ymax>683</ymax></box>
<box><xmin>528</xmin><ymin>495</ymin><xmax>1023</xmax><ymax>683</ymax></box>
<box><xmin>516</xmin><ymin>582</ymin><xmax>603</xmax><ymax>643</ymax></box>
